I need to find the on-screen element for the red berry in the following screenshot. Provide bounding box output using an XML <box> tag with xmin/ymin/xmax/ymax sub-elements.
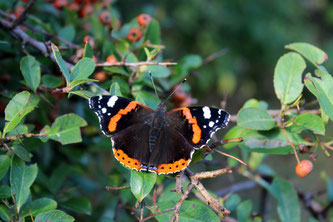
<box><xmin>127</xmin><ymin>27</ymin><xmax>142</xmax><ymax>42</ymax></box>
<box><xmin>21</xmin><ymin>0</ymin><xmax>29</xmax><ymax>3</ymax></box>
<box><xmin>137</xmin><ymin>14</ymin><xmax>151</xmax><ymax>27</ymax></box>
<box><xmin>53</xmin><ymin>0</ymin><xmax>68</xmax><ymax>9</ymax></box>
<box><xmin>99</xmin><ymin>11</ymin><xmax>112</xmax><ymax>27</ymax></box>
<box><xmin>106</xmin><ymin>55</ymin><xmax>117</xmax><ymax>63</ymax></box>
<box><xmin>296</xmin><ymin>160</ymin><xmax>313</xmax><ymax>177</ymax></box>
<box><xmin>14</xmin><ymin>7</ymin><xmax>25</xmax><ymax>18</ymax></box>
<box><xmin>79</xmin><ymin>4</ymin><xmax>93</xmax><ymax>17</ymax></box>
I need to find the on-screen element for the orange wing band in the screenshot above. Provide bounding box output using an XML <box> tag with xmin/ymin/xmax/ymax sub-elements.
<box><xmin>181</xmin><ymin>108</ymin><xmax>201</xmax><ymax>144</ymax></box>
<box><xmin>108</xmin><ymin>101</ymin><xmax>138</xmax><ymax>132</ymax></box>
<box><xmin>156</xmin><ymin>158</ymin><xmax>191</xmax><ymax>174</ymax></box>
<box><xmin>113</xmin><ymin>148</ymin><xmax>141</xmax><ymax>171</ymax></box>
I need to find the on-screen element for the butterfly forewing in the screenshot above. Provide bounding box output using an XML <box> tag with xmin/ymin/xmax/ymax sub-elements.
<box><xmin>167</xmin><ymin>106</ymin><xmax>230</xmax><ymax>148</ymax></box>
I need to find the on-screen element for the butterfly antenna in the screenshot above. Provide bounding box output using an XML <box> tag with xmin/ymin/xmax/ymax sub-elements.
<box><xmin>166</xmin><ymin>78</ymin><xmax>187</xmax><ymax>102</ymax></box>
<box><xmin>149</xmin><ymin>71</ymin><xmax>160</xmax><ymax>101</ymax></box>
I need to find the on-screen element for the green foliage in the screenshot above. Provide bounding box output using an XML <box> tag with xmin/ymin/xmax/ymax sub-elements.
<box><xmin>130</xmin><ymin>171</ymin><xmax>157</xmax><ymax>202</ymax></box>
<box><xmin>1</xmin><ymin>1</ymin><xmax>333</xmax><ymax>221</ymax></box>
<box><xmin>40</xmin><ymin>114</ymin><xmax>87</xmax><ymax>145</ymax></box>
<box><xmin>20</xmin><ymin>55</ymin><xmax>41</xmax><ymax>92</ymax></box>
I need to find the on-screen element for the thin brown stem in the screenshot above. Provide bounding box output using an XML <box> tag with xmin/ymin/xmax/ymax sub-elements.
<box><xmin>10</xmin><ymin>0</ymin><xmax>37</xmax><ymax>28</ymax></box>
<box><xmin>281</xmin><ymin>127</ymin><xmax>300</xmax><ymax>163</ymax></box>
<box><xmin>105</xmin><ymin>185</ymin><xmax>130</xmax><ymax>191</ymax></box>
<box><xmin>96</xmin><ymin>61</ymin><xmax>177</xmax><ymax>67</ymax></box>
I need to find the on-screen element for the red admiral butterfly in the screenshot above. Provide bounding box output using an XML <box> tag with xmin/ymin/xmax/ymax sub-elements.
<box><xmin>89</xmin><ymin>95</ymin><xmax>230</xmax><ymax>174</ymax></box>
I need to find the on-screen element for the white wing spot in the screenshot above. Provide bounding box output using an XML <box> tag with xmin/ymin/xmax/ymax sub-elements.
<box><xmin>98</xmin><ymin>105</ymin><xmax>101</xmax><ymax>108</ymax></box>
<box><xmin>108</xmin><ymin>113</ymin><xmax>111</xmax><ymax>116</ymax></box>
<box><xmin>218</xmin><ymin>109</ymin><xmax>222</xmax><ymax>115</ymax></box>
<box><xmin>216</xmin><ymin>120</ymin><xmax>219</xmax><ymax>123</ymax></box>
<box><xmin>203</xmin><ymin>106</ymin><xmax>211</xmax><ymax>119</ymax></box>
<box><xmin>102</xmin><ymin>108</ymin><xmax>107</xmax><ymax>113</ymax></box>
<box><xmin>203</xmin><ymin>125</ymin><xmax>207</xmax><ymax>128</ymax></box>
<box><xmin>107</xmin><ymin>96</ymin><xmax>118</xmax><ymax>107</ymax></box>
<box><xmin>209</xmin><ymin>121</ymin><xmax>214</xmax><ymax>127</ymax></box>
<box><xmin>98</xmin><ymin>95</ymin><xmax>102</xmax><ymax>100</ymax></box>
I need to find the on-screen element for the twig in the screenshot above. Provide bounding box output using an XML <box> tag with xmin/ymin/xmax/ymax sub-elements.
<box><xmin>229</xmin><ymin>108</ymin><xmax>321</xmax><ymax>122</ymax></box>
<box><xmin>170</xmin><ymin>171</ymin><xmax>184</xmax><ymax>194</ymax></box>
<box><xmin>170</xmin><ymin>183</ymin><xmax>194</xmax><ymax>222</ymax></box>
<box><xmin>203</xmin><ymin>48</ymin><xmax>228</xmax><ymax>64</ymax></box>
<box><xmin>211</xmin><ymin>149</ymin><xmax>247</xmax><ymax>166</ymax></box>
<box><xmin>105</xmin><ymin>185</ymin><xmax>130</xmax><ymax>191</ymax></box>
<box><xmin>141</xmin><ymin>207</ymin><xmax>175</xmax><ymax>222</ymax></box>
<box><xmin>185</xmin><ymin>169</ymin><xmax>231</xmax><ymax>216</ymax></box>
<box><xmin>190</xmin><ymin>168</ymin><xmax>232</xmax><ymax>180</ymax></box>
<box><xmin>96</xmin><ymin>61</ymin><xmax>177</xmax><ymax>67</ymax></box>
<box><xmin>215</xmin><ymin>180</ymin><xmax>257</xmax><ymax>197</ymax></box>
<box><xmin>10</xmin><ymin>0</ymin><xmax>37</xmax><ymax>28</ymax></box>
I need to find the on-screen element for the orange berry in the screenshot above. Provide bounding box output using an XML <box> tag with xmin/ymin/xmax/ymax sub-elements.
<box><xmin>137</xmin><ymin>14</ymin><xmax>151</xmax><ymax>27</ymax></box>
<box><xmin>83</xmin><ymin>35</ymin><xmax>95</xmax><ymax>48</ymax></box>
<box><xmin>53</xmin><ymin>0</ymin><xmax>68</xmax><ymax>9</ymax></box>
<box><xmin>94</xmin><ymin>71</ymin><xmax>107</xmax><ymax>82</ymax></box>
<box><xmin>106</xmin><ymin>55</ymin><xmax>117</xmax><ymax>63</ymax></box>
<box><xmin>99</xmin><ymin>11</ymin><xmax>112</xmax><ymax>27</ymax></box>
<box><xmin>296</xmin><ymin>160</ymin><xmax>313</xmax><ymax>177</ymax></box>
<box><xmin>14</xmin><ymin>7</ymin><xmax>25</xmax><ymax>18</ymax></box>
<box><xmin>127</xmin><ymin>27</ymin><xmax>142</xmax><ymax>42</ymax></box>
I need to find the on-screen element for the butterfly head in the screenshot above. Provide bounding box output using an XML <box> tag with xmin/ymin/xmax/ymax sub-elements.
<box><xmin>156</xmin><ymin>101</ymin><xmax>167</xmax><ymax>112</ymax></box>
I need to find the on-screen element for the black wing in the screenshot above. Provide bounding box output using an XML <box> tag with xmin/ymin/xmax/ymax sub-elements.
<box><xmin>89</xmin><ymin>95</ymin><xmax>153</xmax><ymax>136</ymax></box>
<box><xmin>167</xmin><ymin>106</ymin><xmax>230</xmax><ymax>149</ymax></box>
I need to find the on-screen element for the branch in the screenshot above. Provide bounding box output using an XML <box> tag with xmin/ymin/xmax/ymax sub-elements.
<box><xmin>95</xmin><ymin>61</ymin><xmax>177</xmax><ymax>67</ymax></box>
<box><xmin>10</xmin><ymin>0</ymin><xmax>38</xmax><ymax>28</ymax></box>
<box><xmin>170</xmin><ymin>183</ymin><xmax>194</xmax><ymax>222</ymax></box>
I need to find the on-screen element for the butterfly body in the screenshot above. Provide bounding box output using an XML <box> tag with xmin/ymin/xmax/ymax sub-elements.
<box><xmin>89</xmin><ymin>95</ymin><xmax>230</xmax><ymax>174</ymax></box>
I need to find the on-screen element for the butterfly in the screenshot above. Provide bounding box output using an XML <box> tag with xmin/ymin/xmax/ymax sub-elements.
<box><xmin>89</xmin><ymin>95</ymin><xmax>230</xmax><ymax>174</ymax></box>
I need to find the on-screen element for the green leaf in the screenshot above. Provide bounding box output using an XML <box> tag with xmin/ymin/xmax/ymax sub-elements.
<box><xmin>130</xmin><ymin>171</ymin><xmax>157</xmax><ymax>202</ymax></box>
<box><xmin>12</xmin><ymin>145</ymin><xmax>31</xmax><ymax>162</ymax></box>
<box><xmin>305</xmin><ymin>71</ymin><xmax>333</xmax><ymax>121</ymax></box>
<box><xmin>70</xmin><ymin>78</ymin><xmax>98</xmax><ymax>89</ymax></box>
<box><xmin>290</xmin><ymin>113</ymin><xmax>325</xmax><ymax>135</ymax></box>
<box><xmin>237</xmin><ymin>107</ymin><xmax>276</xmax><ymax>130</ymax></box>
<box><xmin>144</xmin><ymin>19</ymin><xmax>161</xmax><ymax>45</ymax></box>
<box><xmin>0</xmin><ymin>155</ymin><xmax>10</xmax><ymax>180</ymax></box>
<box><xmin>104</xmin><ymin>66</ymin><xmax>129</xmax><ymax>76</ymax></box>
<box><xmin>20</xmin><ymin>55</ymin><xmax>41</xmax><ymax>92</ymax></box>
<box><xmin>132</xmin><ymin>91</ymin><xmax>159</xmax><ymax>109</ymax></box>
<box><xmin>145</xmin><ymin>65</ymin><xmax>171</xmax><ymax>78</ymax></box>
<box><xmin>42</xmin><ymin>75</ymin><xmax>63</xmax><ymax>89</ymax></box>
<box><xmin>285</xmin><ymin>42</ymin><xmax>328</xmax><ymax>65</ymax></box>
<box><xmin>70</xmin><ymin>58</ymin><xmax>95</xmax><ymax>81</ymax></box>
<box><xmin>248</xmin><ymin>153</ymin><xmax>265</xmax><ymax>171</ymax></box>
<box><xmin>7</xmin><ymin>124</ymin><xmax>29</xmax><ymax>136</ymax></box>
<box><xmin>269</xmin><ymin>177</ymin><xmax>300</xmax><ymax>222</ymax></box>
<box><xmin>20</xmin><ymin>198</ymin><xmax>57</xmax><ymax>218</ymax></box>
<box><xmin>40</xmin><ymin>113</ymin><xmax>87</xmax><ymax>145</ymax></box>
<box><xmin>237</xmin><ymin>200</ymin><xmax>252</xmax><ymax>222</ymax></box>
<box><xmin>156</xmin><ymin>200</ymin><xmax>219</xmax><ymax>222</ymax></box>
<box><xmin>58</xmin><ymin>25</ymin><xmax>75</xmax><ymax>43</ymax></box>
<box><xmin>69</xmin><ymin>90</ymin><xmax>95</xmax><ymax>99</ymax></box>
<box><xmin>0</xmin><ymin>186</ymin><xmax>11</xmax><ymax>198</ymax></box>
<box><xmin>0</xmin><ymin>205</ymin><xmax>10</xmax><ymax>222</ymax></box>
<box><xmin>35</xmin><ymin>210</ymin><xmax>74</xmax><ymax>222</ymax></box>
<box><xmin>274</xmin><ymin>52</ymin><xmax>306</xmax><ymax>104</ymax></box>
<box><xmin>60</xmin><ymin>197</ymin><xmax>92</xmax><ymax>215</ymax></box>
<box><xmin>110</xmin><ymin>82</ymin><xmax>122</xmax><ymax>96</ymax></box>
<box><xmin>83</xmin><ymin>42</ymin><xmax>93</xmax><ymax>58</ymax></box>
<box><xmin>224</xmin><ymin>194</ymin><xmax>241</xmax><ymax>211</ymax></box>
<box><xmin>51</xmin><ymin>44</ymin><xmax>70</xmax><ymax>84</ymax></box>
<box><xmin>239</xmin><ymin>129</ymin><xmax>307</xmax><ymax>154</ymax></box>
<box><xmin>3</xmin><ymin>91</ymin><xmax>39</xmax><ymax>136</ymax></box>
<box><xmin>177</xmin><ymin>54</ymin><xmax>202</xmax><ymax>75</ymax></box>
<box><xmin>10</xmin><ymin>156</ymin><xmax>38</xmax><ymax>212</ymax></box>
